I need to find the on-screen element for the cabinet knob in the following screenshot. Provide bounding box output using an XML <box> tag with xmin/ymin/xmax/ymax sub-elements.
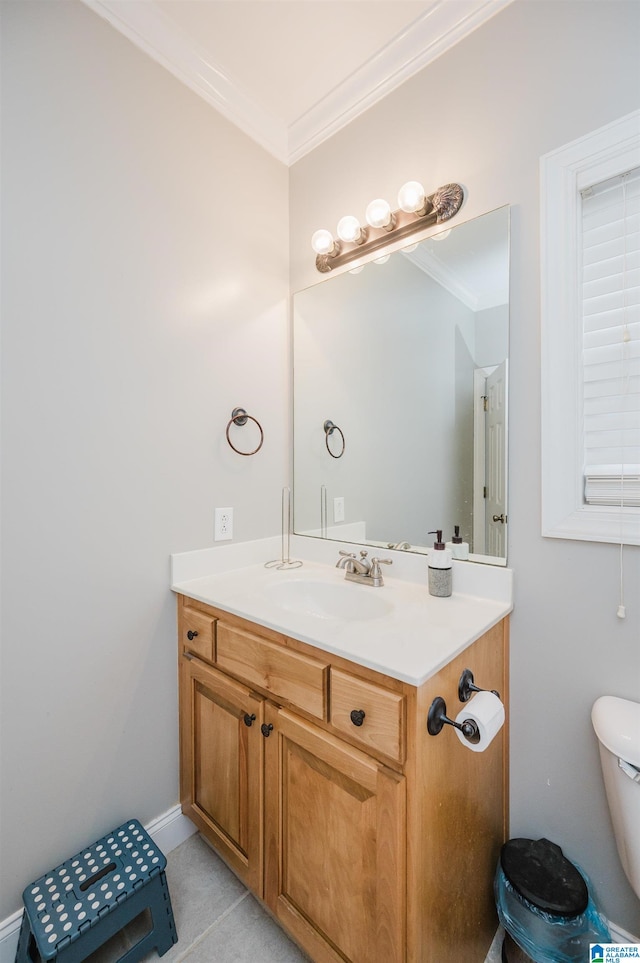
<box><xmin>243</xmin><ymin>713</ymin><xmax>256</xmax><ymax>727</ymax></box>
<box><xmin>492</xmin><ymin>514</ymin><xmax>507</xmax><ymax>524</ymax></box>
<box><xmin>187</xmin><ymin>629</ymin><xmax>199</xmax><ymax>641</ymax></box>
<box><xmin>260</xmin><ymin>723</ymin><xmax>274</xmax><ymax>738</ymax></box>
<box><xmin>350</xmin><ymin>709</ymin><xmax>366</xmax><ymax>727</ymax></box>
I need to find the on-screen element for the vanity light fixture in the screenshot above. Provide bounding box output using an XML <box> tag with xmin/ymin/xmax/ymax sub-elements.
<box><xmin>312</xmin><ymin>181</ymin><xmax>464</xmax><ymax>273</ymax></box>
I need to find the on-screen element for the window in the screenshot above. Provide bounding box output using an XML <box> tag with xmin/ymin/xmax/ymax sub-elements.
<box><xmin>582</xmin><ymin>168</ymin><xmax>639</xmax><ymax>509</ymax></box>
<box><xmin>541</xmin><ymin>110</ymin><xmax>640</xmax><ymax>545</ymax></box>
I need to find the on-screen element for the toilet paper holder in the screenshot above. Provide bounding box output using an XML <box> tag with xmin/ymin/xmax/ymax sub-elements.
<box><xmin>427</xmin><ymin>696</ymin><xmax>481</xmax><ymax>743</ymax></box>
<box><xmin>427</xmin><ymin>668</ymin><xmax>501</xmax><ymax>742</ymax></box>
<box><xmin>458</xmin><ymin>668</ymin><xmax>500</xmax><ymax>702</ymax></box>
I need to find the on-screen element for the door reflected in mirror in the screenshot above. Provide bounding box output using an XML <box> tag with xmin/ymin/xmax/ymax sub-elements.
<box><xmin>292</xmin><ymin>206</ymin><xmax>510</xmax><ymax>564</ymax></box>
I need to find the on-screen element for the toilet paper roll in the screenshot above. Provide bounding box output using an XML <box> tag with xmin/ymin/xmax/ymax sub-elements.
<box><xmin>454</xmin><ymin>690</ymin><xmax>505</xmax><ymax>752</ymax></box>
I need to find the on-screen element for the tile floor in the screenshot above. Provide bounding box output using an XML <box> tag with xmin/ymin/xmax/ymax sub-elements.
<box><xmin>87</xmin><ymin>832</ymin><xmax>505</xmax><ymax>962</ymax></box>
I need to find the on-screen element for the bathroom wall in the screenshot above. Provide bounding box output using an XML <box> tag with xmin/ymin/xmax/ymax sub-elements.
<box><xmin>0</xmin><ymin>1</ymin><xmax>288</xmax><ymax>919</ymax></box>
<box><xmin>290</xmin><ymin>0</ymin><xmax>640</xmax><ymax>934</ymax></box>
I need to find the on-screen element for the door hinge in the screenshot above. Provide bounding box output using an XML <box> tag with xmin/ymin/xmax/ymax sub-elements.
<box><xmin>481</xmin><ymin>395</ymin><xmax>488</xmax><ymax>412</ymax></box>
<box><xmin>483</xmin><ymin>486</ymin><xmax>487</xmax><ymax>499</ymax></box>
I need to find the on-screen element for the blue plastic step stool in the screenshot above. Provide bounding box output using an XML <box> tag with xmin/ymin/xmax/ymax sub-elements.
<box><xmin>15</xmin><ymin>819</ymin><xmax>177</xmax><ymax>963</ymax></box>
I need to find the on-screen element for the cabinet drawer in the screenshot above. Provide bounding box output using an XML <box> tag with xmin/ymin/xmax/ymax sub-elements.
<box><xmin>216</xmin><ymin>623</ymin><xmax>328</xmax><ymax>720</ymax></box>
<box><xmin>180</xmin><ymin>607</ymin><xmax>216</xmax><ymax>662</ymax></box>
<box><xmin>330</xmin><ymin>668</ymin><xmax>405</xmax><ymax>763</ymax></box>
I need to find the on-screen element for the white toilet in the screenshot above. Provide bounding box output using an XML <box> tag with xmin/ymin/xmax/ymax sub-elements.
<box><xmin>591</xmin><ymin>695</ymin><xmax>640</xmax><ymax>900</ymax></box>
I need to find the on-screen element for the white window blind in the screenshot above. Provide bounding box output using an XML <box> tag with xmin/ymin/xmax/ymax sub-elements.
<box><xmin>581</xmin><ymin>166</ymin><xmax>640</xmax><ymax>507</ymax></box>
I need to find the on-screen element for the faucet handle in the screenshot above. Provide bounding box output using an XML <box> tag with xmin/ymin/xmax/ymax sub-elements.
<box><xmin>370</xmin><ymin>557</ymin><xmax>393</xmax><ymax>578</ymax></box>
<box><xmin>336</xmin><ymin>550</ymin><xmax>356</xmax><ymax>569</ymax></box>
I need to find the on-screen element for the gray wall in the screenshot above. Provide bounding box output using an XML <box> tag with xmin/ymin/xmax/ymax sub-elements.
<box><xmin>290</xmin><ymin>0</ymin><xmax>640</xmax><ymax>934</ymax></box>
<box><xmin>0</xmin><ymin>1</ymin><xmax>288</xmax><ymax>918</ymax></box>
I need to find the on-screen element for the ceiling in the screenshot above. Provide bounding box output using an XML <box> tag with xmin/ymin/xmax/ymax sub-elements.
<box><xmin>82</xmin><ymin>0</ymin><xmax>512</xmax><ymax>165</ymax></box>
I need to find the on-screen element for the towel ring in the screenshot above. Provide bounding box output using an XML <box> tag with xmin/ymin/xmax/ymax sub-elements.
<box><xmin>324</xmin><ymin>420</ymin><xmax>345</xmax><ymax>459</ymax></box>
<box><xmin>226</xmin><ymin>407</ymin><xmax>264</xmax><ymax>456</ymax></box>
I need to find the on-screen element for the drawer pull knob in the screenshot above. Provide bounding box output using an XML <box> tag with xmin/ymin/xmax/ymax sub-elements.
<box><xmin>261</xmin><ymin>723</ymin><xmax>274</xmax><ymax>738</ymax></box>
<box><xmin>187</xmin><ymin>630</ymin><xmax>199</xmax><ymax>641</ymax></box>
<box><xmin>243</xmin><ymin>713</ymin><xmax>256</xmax><ymax>727</ymax></box>
<box><xmin>350</xmin><ymin>709</ymin><xmax>366</xmax><ymax>727</ymax></box>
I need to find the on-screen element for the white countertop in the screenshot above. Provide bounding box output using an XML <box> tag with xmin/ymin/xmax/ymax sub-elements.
<box><xmin>171</xmin><ymin>537</ymin><xmax>513</xmax><ymax>686</ymax></box>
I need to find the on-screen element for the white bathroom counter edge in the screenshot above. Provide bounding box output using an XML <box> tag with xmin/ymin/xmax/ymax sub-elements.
<box><xmin>171</xmin><ymin>538</ymin><xmax>512</xmax><ymax>687</ymax></box>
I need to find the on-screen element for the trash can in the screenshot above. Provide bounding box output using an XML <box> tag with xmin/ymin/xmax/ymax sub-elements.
<box><xmin>495</xmin><ymin>838</ymin><xmax>611</xmax><ymax>963</ymax></box>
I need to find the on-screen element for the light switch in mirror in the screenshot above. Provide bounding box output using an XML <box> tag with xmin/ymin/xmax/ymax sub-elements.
<box><xmin>292</xmin><ymin>206</ymin><xmax>510</xmax><ymax>565</ymax></box>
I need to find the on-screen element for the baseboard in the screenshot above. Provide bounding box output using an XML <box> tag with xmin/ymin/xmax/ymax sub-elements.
<box><xmin>609</xmin><ymin>920</ymin><xmax>640</xmax><ymax>943</ymax></box>
<box><xmin>0</xmin><ymin>911</ymin><xmax>22</xmax><ymax>963</ymax></box>
<box><xmin>0</xmin><ymin>805</ymin><xmax>196</xmax><ymax>963</ymax></box>
<box><xmin>144</xmin><ymin>804</ymin><xmax>197</xmax><ymax>855</ymax></box>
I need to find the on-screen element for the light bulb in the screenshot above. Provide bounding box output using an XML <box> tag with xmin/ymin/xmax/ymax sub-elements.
<box><xmin>397</xmin><ymin>180</ymin><xmax>426</xmax><ymax>214</ymax></box>
<box><xmin>403</xmin><ymin>242</ymin><xmax>419</xmax><ymax>253</ymax></box>
<box><xmin>374</xmin><ymin>254</ymin><xmax>390</xmax><ymax>264</ymax></box>
<box><xmin>349</xmin><ymin>265</ymin><xmax>364</xmax><ymax>274</ymax></box>
<box><xmin>432</xmin><ymin>228</ymin><xmax>451</xmax><ymax>241</ymax></box>
<box><xmin>311</xmin><ymin>229</ymin><xmax>336</xmax><ymax>256</ymax></box>
<box><xmin>365</xmin><ymin>198</ymin><xmax>393</xmax><ymax>229</ymax></box>
<box><xmin>337</xmin><ymin>215</ymin><xmax>363</xmax><ymax>244</ymax></box>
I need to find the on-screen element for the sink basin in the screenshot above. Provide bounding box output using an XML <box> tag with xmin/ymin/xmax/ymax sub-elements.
<box><xmin>269</xmin><ymin>578</ymin><xmax>393</xmax><ymax>622</ymax></box>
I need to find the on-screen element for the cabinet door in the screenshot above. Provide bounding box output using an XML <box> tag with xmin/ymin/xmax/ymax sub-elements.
<box><xmin>264</xmin><ymin>705</ymin><xmax>406</xmax><ymax>963</ymax></box>
<box><xmin>179</xmin><ymin>654</ymin><xmax>264</xmax><ymax>894</ymax></box>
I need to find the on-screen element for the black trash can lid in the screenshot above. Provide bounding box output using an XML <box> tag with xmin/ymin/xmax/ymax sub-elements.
<box><xmin>500</xmin><ymin>838</ymin><xmax>589</xmax><ymax>917</ymax></box>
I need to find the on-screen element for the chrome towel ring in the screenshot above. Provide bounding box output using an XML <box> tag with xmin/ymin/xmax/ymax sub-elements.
<box><xmin>324</xmin><ymin>420</ymin><xmax>345</xmax><ymax>459</ymax></box>
<box><xmin>226</xmin><ymin>407</ymin><xmax>264</xmax><ymax>456</ymax></box>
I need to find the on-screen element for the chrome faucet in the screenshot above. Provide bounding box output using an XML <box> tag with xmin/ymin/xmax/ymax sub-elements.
<box><xmin>336</xmin><ymin>550</ymin><xmax>392</xmax><ymax>587</ymax></box>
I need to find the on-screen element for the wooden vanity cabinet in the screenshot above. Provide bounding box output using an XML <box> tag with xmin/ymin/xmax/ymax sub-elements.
<box><xmin>177</xmin><ymin>594</ymin><xmax>509</xmax><ymax>963</ymax></box>
<box><xmin>179</xmin><ymin>649</ymin><xmax>264</xmax><ymax>893</ymax></box>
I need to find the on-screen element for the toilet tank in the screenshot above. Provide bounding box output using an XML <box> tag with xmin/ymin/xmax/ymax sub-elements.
<box><xmin>591</xmin><ymin>695</ymin><xmax>640</xmax><ymax>900</ymax></box>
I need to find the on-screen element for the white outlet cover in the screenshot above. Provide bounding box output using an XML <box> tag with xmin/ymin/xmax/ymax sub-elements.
<box><xmin>215</xmin><ymin>507</ymin><xmax>233</xmax><ymax>541</ymax></box>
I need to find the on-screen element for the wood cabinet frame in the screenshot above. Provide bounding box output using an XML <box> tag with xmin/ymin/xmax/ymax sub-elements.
<box><xmin>178</xmin><ymin>594</ymin><xmax>509</xmax><ymax>963</ymax></box>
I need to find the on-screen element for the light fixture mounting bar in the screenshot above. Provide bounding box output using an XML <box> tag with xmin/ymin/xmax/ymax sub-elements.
<box><xmin>315</xmin><ymin>183</ymin><xmax>464</xmax><ymax>274</ymax></box>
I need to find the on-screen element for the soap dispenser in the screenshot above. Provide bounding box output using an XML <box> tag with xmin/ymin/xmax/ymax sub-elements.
<box><xmin>446</xmin><ymin>525</ymin><xmax>469</xmax><ymax>560</ymax></box>
<box><xmin>427</xmin><ymin>530</ymin><xmax>452</xmax><ymax>597</ymax></box>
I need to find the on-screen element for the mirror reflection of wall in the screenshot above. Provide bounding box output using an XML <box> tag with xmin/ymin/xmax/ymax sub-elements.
<box><xmin>293</xmin><ymin>206</ymin><xmax>509</xmax><ymax>563</ymax></box>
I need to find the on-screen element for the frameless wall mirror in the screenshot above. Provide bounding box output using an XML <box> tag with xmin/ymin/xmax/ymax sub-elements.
<box><xmin>292</xmin><ymin>205</ymin><xmax>510</xmax><ymax>565</ymax></box>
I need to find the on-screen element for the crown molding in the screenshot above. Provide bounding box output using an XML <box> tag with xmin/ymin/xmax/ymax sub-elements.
<box><xmin>288</xmin><ymin>0</ymin><xmax>513</xmax><ymax>164</ymax></box>
<box><xmin>403</xmin><ymin>244</ymin><xmax>481</xmax><ymax>311</ymax></box>
<box><xmin>81</xmin><ymin>0</ymin><xmax>512</xmax><ymax>167</ymax></box>
<box><xmin>403</xmin><ymin>243</ymin><xmax>508</xmax><ymax>311</ymax></box>
<box><xmin>81</xmin><ymin>0</ymin><xmax>290</xmax><ymax>162</ymax></box>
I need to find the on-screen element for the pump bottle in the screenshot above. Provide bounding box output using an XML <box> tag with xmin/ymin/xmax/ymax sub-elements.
<box><xmin>427</xmin><ymin>530</ymin><xmax>452</xmax><ymax>597</ymax></box>
<box><xmin>446</xmin><ymin>525</ymin><xmax>469</xmax><ymax>560</ymax></box>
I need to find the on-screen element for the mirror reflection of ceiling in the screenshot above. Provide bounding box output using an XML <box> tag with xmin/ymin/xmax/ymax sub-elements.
<box><xmin>292</xmin><ymin>208</ymin><xmax>510</xmax><ymax>565</ymax></box>
<box><xmin>81</xmin><ymin>0</ymin><xmax>514</xmax><ymax>163</ymax></box>
<box><xmin>403</xmin><ymin>211</ymin><xmax>509</xmax><ymax>311</ymax></box>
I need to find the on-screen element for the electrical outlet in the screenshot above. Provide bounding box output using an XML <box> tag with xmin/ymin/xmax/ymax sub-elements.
<box><xmin>333</xmin><ymin>496</ymin><xmax>345</xmax><ymax>523</ymax></box>
<box><xmin>214</xmin><ymin>507</ymin><xmax>233</xmax><ymax>541</ymax></box>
